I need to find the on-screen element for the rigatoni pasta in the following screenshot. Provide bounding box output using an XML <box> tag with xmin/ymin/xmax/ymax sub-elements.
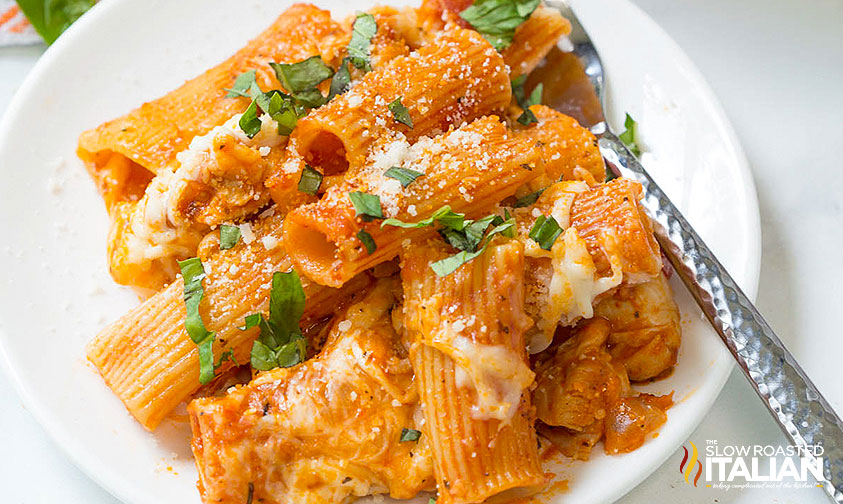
<box><xmin>283</xmin><ymin>25</ymin><xmax>510</xmax><ymax>180</ymax></box>
<box><xmin>283</xmin><ymin>115</ymin><xmax>543</xmax><ymax>287</ymax></box>
<box><xmin>88</xmin><ymin>213</ymin><xmax>372</xmax><ymax>430</ymax></box>
<box><xmin>79</xmin><ymin>2</ymin><xmax>685</xmax><ymax>503</ymax></box>
<box><xmin>402</xmin><ymin>239</ymin><xmax>545</xmax><ymax>503</ymax></box>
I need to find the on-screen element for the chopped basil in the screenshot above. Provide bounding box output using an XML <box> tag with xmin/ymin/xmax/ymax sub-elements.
<box><xmin>239</xmin><ymin>313</ymin><xmax>262</xmax><ymax>331</ymax></box>
<box><xmin>348</xmin><ymin>13</ymin><xmax>378</xmax><ymax>72</ymax></box>
<box><xmin>529</xmin><ymin>215</ymin><xmax>563</xmax><ymax>250</ymax></box>
<box><xmin>348</xmin><ymin>192</ymin><xmax>384</xmax><ymax>221</ymax></box>
<box><xmin>400</xmin><ymin>428</ymin><xmax>422</xmax><ymax>442</ymax></box>
<box><xmin>248</xmin><ymin>271</ymin><xmax>308</xmax><ymax>372</ymax></box>
<box><xmin>357</xmin><ymin>229</ymin><xmax>377</xmax><ymax>254</ymax></box>
<box><xmin>178</xmin><ymin>258</ymin><xmax>217</xmax><ymax>384</ymax></box>
<box><xmin>429</xmin><ymin>499</ymin><xmax>436</xmax><ymax>504</ymax></box>
<box><xmin>260</xmin><ymin>90</ymin><xmax>300</xmax><ymax>136</ymax></box>
<box><xmin>513</xmin><ymin>187</ymin><xmax>546</xmax><ymax>208</ymax></box>
<box><xmin>270</xmin><ymin>56</ymin><xmax>334</xmax><ymax>110</ymax></box>
<box><xmin>511</xmin><ymin>74</ymin><xmax>528</xmax><ymax>106</ymax></box>
<box><xmin>329</xmin><ymin>58</ymin><xmax>353</xmax><ymax>100</ymax></box>
<box><xmin>384</xmin><ymin>166</ymin><xmax>424</xmax><ymax>187</ymax></box>
<box><xmin>388</xmin><ymin>97</ymin><xmax>414</xmax><ymax>128</ymax></box>
<box><xmin>460</xmin><ymin>0</ymin><xmax>541</xmax><ymax>51</ymax></box>
<box><xmin>431</xmin><ymin>218</ymin><xmax>516</xmax><ymax>276</ymax></box>
<box><xmin>298</xmin><ymin>165</ymin><xmax>323</xmax><ymax>195</ymax></box>
<box><xmin>239</xmin><ymin>99</ymin><xmax>263</xmax><ymax>139</ymax></box>
<box><xmin>16</xmin><ymin>0</ymin><xmax>95</xmax><ymax>45</ymax></box>
<box><xmin>213</xmin><ymin>348</ymin><xmax>238</xmax><ymax>371</ymax></box>
<box><xmin>516</xmin><ymin>83</ymin><xmax>543</xmax><ymax>125</ymax></box>
<box><xmin>219</xmin><ymin>224</ymin><xmax>242</xmax><ymax>250</ymax></box>
<box><xmin>619</xmin><ymin>112</ymin><xmax>641</xmax><ymax>156</ymax></box>
<box><xmin>225</xmin><ymin>70</ymin><xmax>257</xmax><ymax>98</ymax></box>
<box><xmin>381</xmin><ymin>205</ymin><xmax>465</xmax><ymax>230</ymax></box>
<box><xmin>270</xmin><ymin>56</ymin><xmax>335</xmax><ymax>94</ymax></box>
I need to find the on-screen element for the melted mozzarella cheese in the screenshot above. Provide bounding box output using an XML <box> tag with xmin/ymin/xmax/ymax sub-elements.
<box><xmin>127</xmin><ymin>113</ymin><xmax>285</xmax><ymax>263</ymax></box>
<box><xmin>444</xmin><ymin>336</ymin><xmax>535</xmax><ymax>423</ymax></box>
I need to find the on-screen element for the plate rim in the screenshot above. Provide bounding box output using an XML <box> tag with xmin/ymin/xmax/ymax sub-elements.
<box><xmin>0</xmin><ymin>0</ymin><xmax>762</xmax><ymax>502</ymax></box>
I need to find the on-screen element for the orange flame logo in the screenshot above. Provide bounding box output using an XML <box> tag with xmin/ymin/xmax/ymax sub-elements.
<box><xmin>679</xmin><ymin>441</ymin><xmax>703</xmax><ymax>487</ymax></box>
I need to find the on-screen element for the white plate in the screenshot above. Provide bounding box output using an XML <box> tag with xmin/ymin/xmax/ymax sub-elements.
<box><xmin>0</xmin><ymin>0</ymin><xmax>760</xmax><ymax>502</ymax></box>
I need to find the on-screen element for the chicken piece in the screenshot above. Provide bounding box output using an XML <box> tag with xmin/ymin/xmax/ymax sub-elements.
<box><xmin>533</xmin><ymin>318</ymin><xmax>628</xmax><ymax>430</ymax></box>
<box><xmin>533</xmin><ymin>318</ymin><xmax>672</xmax><ymax>460</ymax></box>
<box><xmin>593</xmin><ymin>272</ymin><xmax>681</xmax><ymax>381</ymax></box>
<box><xmin>604</xmin><ymin>393</ymin><xmax>673</xmax><ymax>454</ymax></box>
<box><xmin>188</xmin><ymin>280</ymin><xmax>434</xmax><ymax>504</ymax></box>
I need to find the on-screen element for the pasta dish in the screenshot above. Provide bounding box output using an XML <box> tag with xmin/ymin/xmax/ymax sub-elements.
<box><xmin>79</xmin><ymin>1</ymin><xmax>682</xmax><ymax>502</ymax></box>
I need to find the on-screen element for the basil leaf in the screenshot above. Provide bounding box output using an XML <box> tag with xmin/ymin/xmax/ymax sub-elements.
<box><xmin>529</xmin><ymin>215</ymin><xmax>563</xmax><ymax>251</ymax></box>
<box><xmin>348</xmin><ymin>13</ymin><xmax>377</xmax><ymax>71</ymax></box>
<box><xmin>270</xmin><ymin>56</ymin><xmax>335</xmax><ymax>94</ymax></box>
<box><xmin>298</xmin><ymin>165</ymin><xmax>323</xmax><ymax>195</ymax></box>
<box><xmin>291</xmin><ymin>87</ymin><xmax>328</xmax><ymax>109</ymax></box>
<box><xmin>460</xmin><ymin>0</ymin><xmax>541</xmax><ymax>51</ymax></box>
<box><xmin>431</xmin><ymin>219</ymin><xmax>515</xmax><ymax>276</ymax></box>
<box><xmin>178</xmin><ymin>257</ymin><xmax>217</xmax><ymax>384</ymax></box>
<box><xmin>357</xmin><ymin>229</ymin><xmax>377</xmax><ymax>254</ymax></box>
<box><xmin>348</xmin><ymin>191</ymin><xmax>384</xmax><ymax>221</ymax></box>
<box><xmin>329</xmin><ymin>58</ymin><xmax>353</xmax><ymax>100</ymax></box>
<box><xmin>513</xmin><ymin>187</ymin><xmax>546</xmax><ymax>208</ymax></box>
<box><xmin>511</xmin><ymin>74</ymin><xmax>528</xmax><ymax>106</ymax></box>
<box><xmin>619</xmin><ymin>112</ymin><xmax>641</xmax><ymax>156</ymax></box>
<box><xmin>213</xmin><ymin>348</ymin><xmax>238</xmax><ymax>371</ymax></box>
<box><xmin>381</xmin><ymin>205</ymin><xmax>465</xmax><ymax>230</ymax></box>
<box><xmin>219</xmin><ymin>224</ymin><xmax>242</xmax><ymax>250</ymax></box>
<box><xmin>399</xmin><ymin>428</ymin><xmax>422</xmax><ymax>442</ymax></box>
<box><xmin>239</xmin><ymin>100</ymin><xmax>262</xmax><ymax>138</ymax></box>
<box><xmin>248</xmin><ymin>271</ymin><xmax>308</xmax><ymax>372</ymax></box>
<box><xmin>16</xmin><ymin>0</ymin><xmax>95</xmax><ymax>45</ymax></box>
<box><xmin>225</xmin><ymin>70</ymin><xmax>257</xmax><ymax>98</ymax></box>
<box><xmin>462</xmin><ymin>214</ymin><xmax>498</xmax><ymax>251</ymax></box>
<box><xmin>516</xmin><ymin>82</ymin><xmax>543</xmax><ymax>125</ymax></box>
<box><xmin>239</xmin><ymin>313</ymin><xmax>262</xmax><ymax>331</ymax></box>
<box><xmin>384</xmin><ymin>166</ymin><xmax>424</xmax><ymax>187</ymax></box>
<box><xmin>388</xmin><ymin>97</ymin><xmax>414</xmax><ymax>128</ymax></box>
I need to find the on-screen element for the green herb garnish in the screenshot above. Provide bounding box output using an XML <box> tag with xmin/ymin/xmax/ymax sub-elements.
<box><xmin>271</xmin><ymin>56</ymin><xmax>334</xmax><ymax>95</ymax></box>
<box><xmin>460</xmin><ymin>0</ymin><xmax>541</xmax><ymax>51</ymax></box>
<box><xmin>619</xmin><ymin>112</ymin><xmax>641</xmax><ymax>156</ymax></box>
<box><xmin>347</xmin><ymin>13</ymin><xmax>377</xmax><ymax>71</ymax></box>
<box><xmin>329</xmin><ymin>58</ymin><xmax>353</xmax><ymax>100</ymax></box>
<box><xmin>348</xmin><ymin>192</ymin><xmax>384</xmax><ymax>221</ymax></box>
<box><xmin>178</xmin><ymin>257</ymin><xmax>217</xmax><ymax>384</ymax></box>
<box><xmin>516</xmin><ymin>82</ymin><xmax>543</xmax><ymax>125</ymax></box>
<box><xmin>357</xmin><ymin>229</ymin><xmax>377</xmax><ymax>254</ymax></box>
<box><xmin>384</xmin><ymin>166</ymin><xmax>424</xmax><ymax>187</ymax></box>
<box><xmin>298</xmin><ymin>165</ymin><xmax>323</xmax><ymax>195</ymax></box>
<box><xmin>225</xmin><ymin>70</ymin><xmax>257</xmax><ymax>98</ymax></box>
<box><xmin>513</xmin><ymin>187</ymin><xmax>546</xmax><ymax>208</ymax></box>
<box><xmin>529</xmin><ymin>215</ymin><xmax>563</xmax><ymax>250</ymax></box>
<box><xmin>388</xmin><ymin>97</ymin><xmax>414</xmax><ymax>128</ymax></box>
<box><xmin>248</xmin><ymin>271</ymin><xmax>308</xmax><ymax>372</ymax></box>
<box><xmin>430</xmin><ymin>218</ymin><xmax>516</xmax><ymax>276</ymax></box>
<box><xmin>381</xmin><ymin>205</ymin><xmax>465</xmax><ymax>230</ymax></box>
<box><xmin>400</xmin><ymin>428</ymin><xmax>422</xmax><ymax>442</ymax></box>
<box><xmin>219</xmin><ymin>224</ymin><xmax>242</xmax><ymax>250</ymax></box>
<box><xmin>16</xmin><ymin>0</ymin><xmax>95</xmax><ymax>45</ymax></box>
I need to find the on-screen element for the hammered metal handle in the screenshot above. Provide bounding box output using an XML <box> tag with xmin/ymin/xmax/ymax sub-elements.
<box><xmin>599</xmin><ymin>131</ymin><xmax>843</xmax><ymax>501</ymax></box>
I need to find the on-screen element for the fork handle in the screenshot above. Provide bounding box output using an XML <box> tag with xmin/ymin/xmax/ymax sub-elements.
<box><xmin>599</xmin><ymin>130</ymin><xmax>843</xmax><ymax>501</ymax></box>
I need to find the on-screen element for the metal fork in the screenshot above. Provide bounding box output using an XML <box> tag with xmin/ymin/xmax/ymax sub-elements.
<box><xmin>547</xmin><ymin>1</ymin><xmax>843</xmax><ymax>500</ymax></box>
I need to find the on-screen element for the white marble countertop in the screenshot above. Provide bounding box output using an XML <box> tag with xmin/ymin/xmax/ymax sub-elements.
<box><xmin>1</xmin><ymin>0</ymin><xmax>841</xmax><ymax>502</ymax></box>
